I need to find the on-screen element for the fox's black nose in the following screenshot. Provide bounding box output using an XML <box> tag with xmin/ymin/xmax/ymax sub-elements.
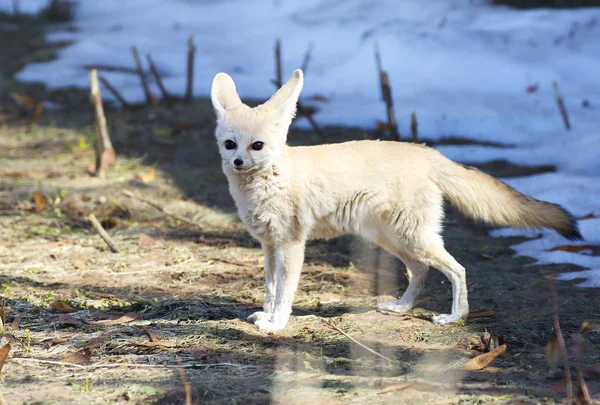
<box><xmin>233</xmin><ymin>159</ymin><xmax>243</xmax><ymax>167</ymax></box>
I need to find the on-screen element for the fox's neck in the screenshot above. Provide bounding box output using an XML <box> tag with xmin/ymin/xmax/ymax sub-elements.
<box><xmin>229</xmin><ymin>150</ymin><xmax>292</xmax><ymax>194</ymax></box>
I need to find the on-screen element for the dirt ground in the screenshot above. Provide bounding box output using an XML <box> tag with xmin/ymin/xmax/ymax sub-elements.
<box><xmin>1</xmin><ymin>10</ymin><xmax>599</xmax><ymax>405</ymax></box>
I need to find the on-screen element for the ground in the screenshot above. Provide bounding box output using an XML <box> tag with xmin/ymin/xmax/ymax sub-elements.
<box><xmin>0</xmin><ymin>10</ymin><xmax>599</xmax><ymax>405</ymax></box>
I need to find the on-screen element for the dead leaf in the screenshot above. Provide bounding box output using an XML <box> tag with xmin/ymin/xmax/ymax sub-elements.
<box><xmin>179</xmin><ymin>122</ymin><xmax>194</xmax><ymax>130</ymax></box>
<box><xmin>11</xmin><ymin>92</ymin><xmax>39</xmax><ymax>110</ymax></box>
<box><xmin>467</xmin><ymin>311</ymin><xmax>495</xmax><ymax>319</ymax></box>
<box><xmin>546</xmin><ymin>335</ymin><xmax>561</xmax><ymax>373</ymax></box>
<box><xmin>548</xmin><ymin>244</ymin><xmax>594</xmax><ymax>253</ymax></box>
<box><xmin>309</xmin><ymin>94</ymin><xmax>329</xmax><ymax>102</ymax></box>
<box><xmin>142</xmin><ymin>325</ymin><xmax>160</xmax><ymax>342</ymax></box>
<box><xmin>182</xmin><ymin>344</ymin><xmax>214</xmax><ymax>361</ymax></box>
<box><xmin>458</xmin><ymin>344</ymin><xmax>506</xmax><ymax>371</ymax></box>
<box><xmin>86</xmin><ymin>312</ymin><xmax>139</xmax><ymax>326</ymax></box>
<box><xmin>379</xmin><ymin>382</ymin><xmax>414</xmax><ymax>394</ymax></box>
<box><xmin>54</xmin><ymin>348</ymin><xmax>92</xmax><ymax>365</ymax></box>
<box><xmin>9</xmin><ymin>315</ymin><xmax>24</xmax><ymax>330</ymax></box>
<box><xmin>85</xmin><ymin>335</ymin><xmax>111</xmax><ymax>349</ymax></box>
<box><xmin>138</xmin><ymin>233</ymin><xmax>159</xmax><ymax>250</ymax></box>
<box><xmin>578</xmin><ymin>212</ymin><xmax>597</xmax><ymax>220</ymax></box>
<box><xmin>32</xmin><ymin>191</ymin><xmax>47</xmax><ymax>212</ymax></box>
<box><xmin>0</xmin><ymin>343</ymin><xmax>11</xmax><ymax>374</ymax></box>
<box><xmin>57</xmin><ymin>314</ymin><xmax>81</xmax><ymax>327</ymax></box>
<box><xmin>42</xmin><ymin>337</ymin><xmax>69</xmax><ymax>349</ymax></box>
<box><xmin>4</xmin><ymin>171</ymin><xmax>47</xmax><ymax>180</ymax></box>
<box><xmin>526</xmin><ymin>84</ymin><xmax>538</xmax><ymax>94</ymax></box>
<box><xmin>72</xmin><ymin>261</ymin><xmax>90</xmax><ymax>270</ymax></box>
<box><xmin>132</xmin><ymin>341</ymin><xmax>177</xmax><ymax>348</ymax></box>
<box><xmin>580</xmin><ymin>322</ymin><xmax>600</xmax><ymax>333</ymax></box>
<box><xmin>30</xmin><ymin>103</ymin><xmax>45</xmax><ymax>121</ymax></box>
<box><xmin>50</xmin><ymin>301</ymin><xmax>76</xmax><ymax>313</ymax></box>
<box><xmin>135</xmin><ymin>168</ymin><xmax>155</xmax><ymax>183</ymax></box>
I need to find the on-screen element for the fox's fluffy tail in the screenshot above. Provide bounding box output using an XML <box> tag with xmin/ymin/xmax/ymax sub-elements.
<box><xmin>431</xmin><ymin>156</ymin><xmax>582</xmax><ymax>240</ymax></box>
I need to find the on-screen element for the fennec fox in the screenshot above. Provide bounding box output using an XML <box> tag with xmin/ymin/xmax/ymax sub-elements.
<box><xmin>211</xmin><ymin>69</ymin><xmax>582</xmax><ymax>332</ymax></box>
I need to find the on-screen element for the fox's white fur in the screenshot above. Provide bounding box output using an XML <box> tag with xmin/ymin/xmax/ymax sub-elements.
<box><xmin>211</xmin><ymin>69</ymin><xmax>582</xmax><ymax>332</ymax></box>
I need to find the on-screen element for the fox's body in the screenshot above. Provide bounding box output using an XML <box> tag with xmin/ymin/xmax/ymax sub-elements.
<box><xmin>211</xmin><ymin>70</ymin><xmax>582</xmax><ymax>332</ymax></box>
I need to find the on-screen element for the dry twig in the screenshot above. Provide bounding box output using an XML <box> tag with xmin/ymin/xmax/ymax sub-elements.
<box><xmin>87</xmin><ymin>213</ymin><xmax>119</xmax><ymax>253</ymax></box>
<box><xmin>553</xmin><ymin>81</ymin><xmax>571</xmax><ymax>130</ymax></box>
<box><xmin>375</xmin><ymin>45</ymin><xmax>400</xmax><ymax>140</ymax></box>
<box><xmin>147</xmin><ymin>54</ymin><xmax>171</xmax><ymax>104</ymax></box>
<box><xmin>301</xmin><ymin>41</ymin><xmax>314</xmax><ymax>75</ymax></box>
<box><xmin>185</xmin><ymin>35</ymin><xmax>195</xmax><ymax>103</ymax></box>
<box><xmin>551</xmin><ymin>284</ymin><xmax>573</xmax><ymax>404</ymax></box>
<box><xmin>98</xmin><ymin>75</ymin><xmax>130</xmax><ymax>109</ymax></box>
<box><xmin>410</xmin><ymin>112</ymin><xmax>418</xmax><ymax>143</ymax></box>
<box><xmin>122</xmin><ymin>190</ymin><xmax>203</xmax><ymax>229</ymax></box>
<box><xmin>321</xmin><ymin>319</ymin><xmax>394</xmax><ymax>363</ymax></box>
<box><xmin>131</xmin><ymin>46</ymin><xmax>153</xmax><ymax>105</ymax></box>
<box><xmin>11</xmin><ymin>357</ymin><xmax>246</xmax><ymax>370</ymax></box>
<box><xmin>89</xmin><ymin>69</ymin><xmax>116</xmax><ymax>178</ymax></box>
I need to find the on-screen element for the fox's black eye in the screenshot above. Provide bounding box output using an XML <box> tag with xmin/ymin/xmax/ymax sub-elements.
<box><xmin>224</xmin><ymin>140</ymin><xmax>236</xmax><ymax>150</ymax></box>
<box><xmin>252</xmin><ymin>141</ymin><xmax>264</xmax><ymax>151</ymax></box>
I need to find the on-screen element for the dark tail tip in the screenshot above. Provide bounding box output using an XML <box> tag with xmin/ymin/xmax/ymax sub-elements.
<box><xmin>561</xmin><ymin>207</ymin><xmax>584</xmax><ymax>241</ymax></box>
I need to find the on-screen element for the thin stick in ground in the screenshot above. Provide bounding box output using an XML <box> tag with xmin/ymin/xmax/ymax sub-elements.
<box><xmin>411</xmin><ymin>112</ymin><xmax>418</xmax><ymax>143</ymax></box>
<box><xmin>551</xmin><ymin>284</ymin><xmax>573</xmax><ymax>404</ymax></box>
<box><xmin>147</xmin><ymin>54</ymin><xmax>172</xmax><ymax>104</ymax></box>
<box><xmin>375</xmin><ymin>45</ymin><xmax>400</xmax><ymax>141</ymax></box>
<box><xmin>301</xmin><ymin>41</ymin><xmax>314</xmax><ymax>74</ymax></box>
<box><xmin>275</xmin><ymin>39</ymin><xmax>283</xmax><ymax>87</ymax></box>
<box><xmin>98</xmin><ymin>75</ymin><xmax>130</xmax><ymax>109</ymax></box>
<box><xmin>553</xmin><ymin>81</ymin><xmax>571</xmax><ymax>131</ymax></box>
<box><xmin>185</xmin><ymin>35</ymin><xmax>195</xmax><ymax>103</ymax></box>
<box><xmin>131</xmin><ymin>46</ymin><xmax>154</xmax><ymax>105</ymax></box>
<box><xmin>321</xmin><ymin>319</ymin><xmax>395</xmax><ymax>364</ymax></box>
<box><xmin>89</xmin><ymin>69</ymin><xmax>116</xmax><ymax>178</ymax></box>
<box><xmin>177</xmin><ymin>356</ymin><xmax>193</xmax><ymax>405</ymax></box>
<box><xmin>88</xmin><ymin>213</ymin><xmax>119</xmax><ymax>253</ymax></box>
<box><xmin>122</xmin><ymin>190</ymin><xmax>203</xmax><ymax>230</ymax></box>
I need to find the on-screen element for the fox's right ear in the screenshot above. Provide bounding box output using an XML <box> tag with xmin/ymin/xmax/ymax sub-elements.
<box><xmin>211</xmin><ymin>73</ymin><xmax>242</xmax><ymax>121</ymax></box>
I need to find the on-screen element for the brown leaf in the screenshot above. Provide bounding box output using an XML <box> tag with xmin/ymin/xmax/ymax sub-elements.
<box><xmin>467</xmin><ymin>311</ymin><xmax>495</xmax><ymax>319</ymax></box>
<box><xmin>135</xmin><ymin>168</ymin><xmax>155</xmax><ymax>183</ymax></box>
<box><xmin>29</xmin><ymin>103</ymin><xmax>46</xmax><ymax>121</ymax></box>
<box><xmin>138</xmin><ymin>233</ymin><xmax>159</xmax><ymax>250</ymax></box>
<box><xmin>458</xmin><ymin>344</ymin><xmax>506</xmax><ymax>371</ymax></box>
<box><xmin>546</xmin><ymin>335</ymin><xmax>561</xmax><ymax>372</ymax></box>
<box><xmin>42</xmin><ymin>337</ymin><xmax>69</xmax><ymax>349</ymax></box>
<box><xmin>526</xmin><ymin>84</ymin><xmax>538</xmax><ymax>94</ymax></box>
<box><xmin>0</xmin><ymin>343</ymin><xmax>11</xmax><ymax>374</ymax></box>
<box><xmin>57</xmin><ymin>314</ymin><xmax>81</xmax><ymax>327</ymax></box>
<box><xmin>182</xmin><ymin>344</ymin><xmax>214</xmax><ymax>360</ymax></box>
<box><xmin>548</xmin><ymin>244</ymin><xmax>594</xmax><ymax>253</ymax></box>
<box><xmin>85</xmin><ymin>335</ymin><xmax>111</xmax><ymax>349</ymax></box>
<box><xmin>86</xmin><ymin>312</ymin><xmax>139</xmax><ymax>326</ymax></box>
<box><xmin>50</xmin><ymin>301</ymin><xmax>76</xmax><ymax>313</ymax></box>
<box><xmin>33</xmin><ymin>191</ymin><xmax>47</xmax><ymax>212</ymax></box>
<box><xmin>309</xmin><ymin>94</ymin><xmax>329</xmax><ymax>102</ymax></box>
<box><xmin>578</xmin><ymin>212</ymin><xmax>597</xmax><ymax>220</ymax></box>
<box><xmin>142</xmin><ymin>325</ymin><xmax>160</xmax><ymax>342</ymax></box>
<box><xmin>179</xmin><ymin>122</ymin><xmax>194</xmax><ymax>130</ymax></box>
<box><xmin>580</xmin><ymin>322</ymin><xmax>600</xmax><ymax>333</ymax></box>
<box><xmin>9</xmin><ymin>315</ymin><xmax>23</xmax><ymax>330</ymax></box>
<box><xmin>11</xmin><ymin>92</ymin><xmax>40</xmax><ymax>110</ymax></box>
<box><xmin>379</xmin><ymin>382</ymin><xmax>414</xmax><ymax>394</ymax></box>
<box><xmin>131</xmin><ymin>341</ymin><xmax>177</xmax><ymax>348</ymax></box>
<box><xmin>4</xmin><ymin>171</ymin><xmax>47</xmax><ymax>180</ymax></box>
<box><xmin>55</xmin><ymin>348</ymin><xmax>92</xmax><ymax>365</ymax></box>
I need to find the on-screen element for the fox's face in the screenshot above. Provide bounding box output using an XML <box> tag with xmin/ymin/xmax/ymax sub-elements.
<box><xmin>211</xmin><ymin>70</ymin><xmax>303</xmax><ymax>175</ymax></box>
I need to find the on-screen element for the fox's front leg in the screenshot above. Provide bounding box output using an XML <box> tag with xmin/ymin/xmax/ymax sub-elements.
<box><xmin>253</xmin><ymin>241</ymin><xmax>305</xmax><ymax>332</ymax></box>
<box><xmin>247</xmin><ymin>243</ymin><xmax>276</xmax><ymax>324</ymax></box>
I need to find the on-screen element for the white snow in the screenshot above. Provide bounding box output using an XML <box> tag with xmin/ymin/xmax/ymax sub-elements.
<box><xmin>2</xmin><ymin>0</ymin><xmax>599</xmax><ymax>286</ymax></box>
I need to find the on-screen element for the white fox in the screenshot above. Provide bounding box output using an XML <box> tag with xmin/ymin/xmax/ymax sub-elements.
<box><xmin>211</xmin><ymin>69</ymin><xmax>582</xmax><ymax>332</ymax></box>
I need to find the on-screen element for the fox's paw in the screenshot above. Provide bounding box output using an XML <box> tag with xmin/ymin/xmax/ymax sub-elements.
<box><xmin>376</xmin><ymin>301</ymin><xmax>412</xmax><ymax>313</ymax></box>
<box><xmin>254</xmin><ymin>317</ymin><xmax>287</xmax><ymax>333</ymax></box>
<box><xmin>247</xmin><ymin>311</ymin><xmax>271</xmax><ymax>323</ymax></box>
<box><xmin>432</xmin><ymin>313</ymin><xmax>462</xmax><ymax>326</ymax></box>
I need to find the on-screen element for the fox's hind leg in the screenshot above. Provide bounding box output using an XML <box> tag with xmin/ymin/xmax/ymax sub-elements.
<box><xmin>377</xmin><ymin>258</ymin><xmax>429</xmax><ymax>313</ymax></box>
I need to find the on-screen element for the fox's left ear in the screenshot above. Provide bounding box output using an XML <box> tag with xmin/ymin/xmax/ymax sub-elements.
<box><xmin>262</xmin><ymin>69</ymin><xmax>304</xmax><ymax>126</ymax></box>
<box><xmin>211</xmin><ymin>72</ymin><xmax>243</xmax><ymax>121</ymax></box>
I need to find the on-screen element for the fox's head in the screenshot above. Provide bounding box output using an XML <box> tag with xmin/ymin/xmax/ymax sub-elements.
<box><xmin>210</xmin><ymin>69</ymin><xmax>303</xmax><ymax>175</ymax></box>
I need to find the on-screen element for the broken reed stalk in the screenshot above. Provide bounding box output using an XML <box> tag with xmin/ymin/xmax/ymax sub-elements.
<box><xmin>275</xmin><ymin>39</ymin><xmax>283</xmax><ymax>87</ymax></box>
<box><xmin>410</xmin><ymin>112</ymin><xmax>418</xmax><ymax>142</ymax></box>
<box><xmin>185</xmin><ymin>35</ymin><xmax>195</xmax><ymax>103</ymax></box>
<box><xmin>98</xmin><ymin>75</ymin><xmax>130</xmax><ymax>109</ymax></box>
<box><xmin>122</xmin><ymin>190</ymin><xmax>203</xmax><ymax>229</ymax></box>
<box><xmin>553</xmin><ymin>81</ymin><xmax>571</xmax><ymax>131</ymax></box>
<box><xmin>89</xmin><ymin>69</ymin><xmax>116</xmax><ymax>178</ymax></box>
<box><xmin>301</xmin><ymin>41</ymin><xmax>314</xmax><ymax>74</ymax></box>
<box><xmin>375</xmin><ymin>46</ymin><xmax>400</xmax><ymax>140</ymax></box>
<box><xmin>131</xmin><ymin>46</ymin><xmax>153</xmax><ymax>105</ymax></box>
<box><xmin>321</xmin><ymin>319</ymin><xmax>395</xmax><ymax>364</ymax></box>
<box><xmin>87</xmin><ymin>213</ymin><xmax>119</xmax><ymax>253</ymax></box>
<box><xmin>551</xmin><ymin>285</ymin><xmax>573</xmax><ymax>404</ymax></box>
<box><xmin>147</xmin><ymin>54</ymin><xmax>171</xmax><ymax>104</ymax></box>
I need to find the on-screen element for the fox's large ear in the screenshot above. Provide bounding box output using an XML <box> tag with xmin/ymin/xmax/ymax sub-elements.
<box><xmin>262</xmin><ymin>69</ymin><xmax>304</xmax><ymax>126</ymax></box>
<box><xmin>211</xmin><ymin>73</ymin><xmax>242</xmax><ymax>121</ymax></box>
